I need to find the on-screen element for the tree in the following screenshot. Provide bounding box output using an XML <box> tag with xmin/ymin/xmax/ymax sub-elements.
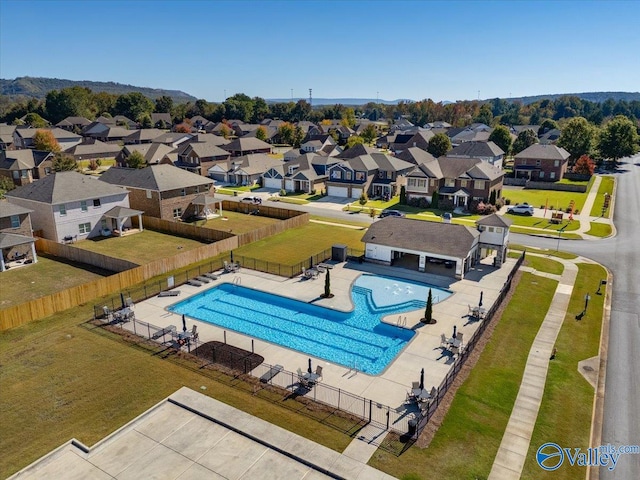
<box><xmin>427</xmin><ymin>133</ymin><xmax>452</xmax><ymax>157</ymax></box>
<box><xmin>431</xmin><ymin>190</ymin><xmax>439</xmax><ymax>209</ymax></box>
<box><xmin>114</xmin><ymin>92</ymin><xmax>154</xmax><ymax>120</ymax></box>
<box><xmin>126</xmin><ymin>150</ymin><xmax>146</xmax><ymax>169</ymax></box>
<box><xmin>573</xmin><ymin>155</ymin><xmax>595</xmax><ymax>175</ymax></box>
<box><xmin>557</xmin><ymin>116</ymin><xmax>595</xmax><ymax>162</ymax></box>
<box><xmin>154</xmin><ymin>95</ymin><xmax>173</xmax><ymax>114</ymax></box>
<box><xmin>52</xmin><ymin>153</ymin><xmax>77</xmax><ymax>172</ymax></box>
<box><xmin>323</xmin><ymin>269</ymin><xmax>332</xmax><ymax>298</ymax></box>
<box><xmin>175</xmin><ymin>123</ymin><xmax>191</xmax><ymax>134</ymax></box>
<box><xmin>358</xmin><ymin>192</ymin><xmax>368</xmax><ymax>207</ymax></box>
<box><xmin>489</xmin><ymin>189</ymin><xmax>497</xmax><ymax>205</ymax></box>
<box><xmin>33</xmin><ymin>129</ymin><xmax>61</xmax><ymax>152</ymax></box>
<box><xmin>488</xmin><ymin>125</ymin><xmax>512</xmax><ymax>156</ymax></box>
<box><xmin>598</xmin><ymin>115</ymin><xmax>639</xmax><ymax>162</ymax></box>
<box><xmin>292</xmin><ymin>126</ymin><xmax>305</xmax><ymax>148</ymax></box>
<box><xmin>399</xmin><ymin>185</ymin><xmax>406</xmax><ymax>205</ymax></box>
<box><xmin>0</xmin><ymin>176</ymin><xmax>16</xmax><ymax>199</ymax></box>
<box><xmin>474</xmin><ymin>103</ymin><xmax>493</xmax><ymax>126</ymax></box>
<box><xmin>340</xmin><ymin>107</ymin><xmax>356</xmax><ymax>128</ymax></box>
<box><xmin>361</xmin><ymin>124</ymin><xmax>377</xmax><ymax>144</ymax></box>
<box><xmin>44</xmin><ymin>86</ymin><xmax>93</xmax><ymax>123</ymax></box>
<box><xmin>512</xmin><ymin>129</ymin><xmax>538</xmax><ymax>154</ymax></box>
<box><xmin>255</xmin><ymin>126</ymin><xmax>267</xmax><ymax>141</ymax></box>
<box><xmin>538</xmin><ymin>119</ymin><xmax>558</xmax><ymax>135</ymax></box>
<box><xmin>219</xmin><ymin>124</ymin><xmax>231</xmax><ymax>139</ymax></box>
<box><xmin>138</xmin><ymin>113</ymin><xmax>153</xmax><ymax>129</ymax></box>
<box><xmin>277</xmin><ymin>122</ymin><xmax>294</xmax><ymax>145</ymax></box>
<box><xmin>422</xmin><ymin>288</ymin><xmax>433</xmax><ymax>323</ymax></box>
<box><xmin>346</xmin><ymin>135</ymin><xmax>364</xmax><ymax>149</ymax></box>
<box><xmin>24</xmin><ymin>112</ymin><xmax>48</xmax><ymax>128</ymax></box>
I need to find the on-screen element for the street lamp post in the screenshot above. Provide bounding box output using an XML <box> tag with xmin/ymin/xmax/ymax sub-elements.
<box><xmin>584</xmin><ymin>294</ymin><xmax>591</xmax><ymax>312</ymax></box>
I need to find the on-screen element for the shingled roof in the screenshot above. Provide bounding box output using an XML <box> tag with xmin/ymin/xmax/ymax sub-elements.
<box><xmin>99</xmin><ymin>164</ymin><xmax>213</xmax><ymax>192</ymax></box>
<box><xmin>362</xmin><ymin>217</ymin><xmax>479</xmax><ymax>258</ymax></box>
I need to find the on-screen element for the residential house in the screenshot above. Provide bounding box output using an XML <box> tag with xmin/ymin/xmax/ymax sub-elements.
<box><xmin>99</xmin><ymin>164</ymin><xmax>214</xmax><ymax>221</ymax></box>
<box><xmin>56</xmin><ymin>116</ymin><xmax>91</xmax><ymax>133</ymax></box>
<box><xmin>222</xmin><ymin>137</ymin><xmax>272</xmax><ymax>157</ymax></box>
<box><xmin>0</xmin><ymin>150</ymin><xmax>55</xmax><ymax>186</ymax></box>
<box><xmin>513</xmin><ymin>144</ymin><xmax>570</xmax><ymax>181</ymax></box>
<box><xmin>283</xmin><ymin>148</ymin><xmax>302</xmax><ymax>162</ymax></box>
<box><xmin>390</xmin><ymin>130</ymin><xmax>434</xmax><ymax>153</ymax></box>
<box><xmin>395</xmin><ymin>146</ymin><xmax>436</xmax><ymax>166</ymax></box>
<box><xmin>13</xmin><ymin>127</ymin><xmax>82</xmax><ymax>150</ymax></box>
<box><xmin>325</xmin><ymin>153</ymin><xmax>414</xmax><ymax>199</ymax></box>
<box><xmin>64</xmin><ymin>139</ymin><xmax>121</xmax><ymax>161</ymax></box>
<box><xmin>447</xmin><ymin>124</ymin><xmax>496</xmax><ymax>146</ymax></box>
<box><xmin>446</xmin><ymin>141</ymin><xmax>505</xmax><ymax>168</ymax></box>
<box><xmin>83</xmin><ymin>122</ymin><xmax>133</xmax><ymax>143</ymax></box>
<box><xmin>336</xmin><ymin>144</ymin><xmax>378</xmax><ymax>160</ymax></box>
<box><xmin>151</xmin><ymin>113</ymin><xmax>172</xmax><ymax>129</ymax></box>
<box><xmin>175</xmin><ymin>142</ymin><xmax>231</xmax><ymax>177</ymax></box>
<box><xmin>0</xmin><ymin>124</ymin><xmax>16</xmax><ymax>150</ymax></box>
<box><xmin>116</xmin><ymin>143</ymin><xmax>176</xmax><ymax>167</ymax></box>
<box><xmin>262</xmin><ymin>153</ymin><xmax>328</xmax><ymax>193</ymax></box>
<box><xmin>123</xmin><ymin>128</ymin><xmax>166</xmax><ymax>144</ymax></box>
<box><xmin>0</xmin><ymin>200</ymin><xmax>38</xmax><ymax>272</ymax></box>
<box><xmin>6</xmin><ymin>171</ymin><xmax>133</xmax><ymax>242</ymax></box>
<box><xmin>539</xmin><ymin>128</ymin><xmax>562</xmax><ymax>145</ymax></box>
<box><xmin>112</xmin><ymin>115</ymin><xmax>137</xmax><ymax>129</ymax></box>
<box><xmin>361</xmin><ymin>217</ymin><xmax>480</xmax><ymax>279</ymax></box>
<box><xmin>405</xmin><ymin>157</ymin><xmax>504</xmax><ymax>208</ymax></box>
<box><xmin>208</xmin><ymin>154</ymin><xmax>281</xmax><ymax>186</ymax></box>
<box><xmin>152</xmin><ymin>132</ymin><xmax>193</xmax><ymax>149</ymax></box>
<box><xmin>476</xmin><ymin>214</ymin><xmax>513</xmax><ymax>267</ymax></box>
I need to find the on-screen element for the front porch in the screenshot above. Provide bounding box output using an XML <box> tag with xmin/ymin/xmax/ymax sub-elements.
<box><xmin>0</xmin><ymin>232</ymin><xmax>38</xmax><ymax>272</ymax></box>
<box><xmin>101</xmin><ymin>206</ymin><xmax>144</xmax><ymax>238</ymax></box>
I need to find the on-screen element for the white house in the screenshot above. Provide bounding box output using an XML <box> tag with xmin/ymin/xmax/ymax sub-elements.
<box><xmin>476</xmin><ymin>214</ymin><xmax>513</xmax><ymax>267</ymax></box>
<box><xmin>5</xmin><ymin>171</ymin><xmax>135</xmax><ymax>242</ymax></box>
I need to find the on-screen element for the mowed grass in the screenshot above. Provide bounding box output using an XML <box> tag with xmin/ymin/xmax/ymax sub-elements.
<box><xmin>504</xmin><ymin>214</ymin><xmax>579</xmax><ymax>231</ymax></box>
<box><xmin>310</xmin><ymin>215</ymin><xmax>370</xmax><ymax>228</ymax></box>
<box><xmin>0</xmin><ymin>255</ymin><xmax>109</xmax><ymax>309</ymax></box>
<box><xmin>508</xmin><ymin>252</ymin><xmax>565</xmax><ymax>275</ymax></box>
<box><xmin>370</xmin><ymin>272</ymin><xmax>558</xmax><ymax>479</ymax></box>
<box><xmin>503</xmin><ymin>187</ymin><xmax>588</xmax><ymax>212</ymax></box>
<box><xmin>509</xmin><ymin>244</ymin><xmax>578</xmax><ymax>260</ymax></box>
<box><xmin>199</xmin><ymin>210</ymin><xmax>281</xmax><ymax>234</ymax></box>
<box><xmin>0</xmin><ymin>305</ymin><xmax>355</xmax><ymax>478</ymax></box>
<box><xmin>74</xmin><ymin>230</ymin><xmax>206</xmax><ymax>264</ymax></box>
<box><xmin>234</xmin><ymin>223</ymin><xmax>365</xmax><ymax>264</ymax></box>
<box><xmin>522</xmin><ymin>263</ymin><xmax>606</xmax><ymax>480</ymax></box>
<box><xmin>589</xmin><ymin>176</ymin><xmax>614</xmax><ymax>218</ymax></box>
<box><xmin>586</xmin><ymin>222</ymin><xmax>612</xmax><ymax>237</ymax></box>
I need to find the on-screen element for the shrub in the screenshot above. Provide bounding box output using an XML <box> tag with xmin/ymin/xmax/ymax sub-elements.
<box><xmin>494</xmin><ymin>198</ymin><xmax>505</xmax><ymax>209</ymax></box>
<box><xmin>439</xmin><ymin>198</ymin><xmax>454</xmax><ymax>211</ymax></box>
<box><xmin>96</xmin><ymin>158</ymin><xmax>102</xmax><ymax>167</ymax></box>
<box><xmin>504</xmin><ymin>198</ymin><xmax>511</xmax><ymax>205</ymax></box>
<box><xmin>279</xmin><ymin>189</ymin><xmax>287</xmax><ymax>197</ymax></box>
<box><xmin>88</xmin><ymin>159</ymin><xmax>99</xmax><ymax>171</ymax></box>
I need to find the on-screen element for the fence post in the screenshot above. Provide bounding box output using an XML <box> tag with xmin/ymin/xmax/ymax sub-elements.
<box><xmin>224</xmin><ymin>330</ymin><xmax>226</xmax><ymax>344</ymax></box>
<box><xmin>338</xmin><ymin>389</ymin><xmax>341</xmax><ymax>409</ymax></box>
<box><xmin>144</xmin><ymin>285</ymin><xmax>147</xmax><ymax>299</ymax></box>
<box><xmin>386</xmin><ymin>407</ymin><xmax>390</xmax><ymax>429</ymax></box>
<box><xmin>147</xmin><ymin>323</ymin><xmax>151</xmax><ymax>339</ymax></box>
<box><xmin>133</xmin><ymin>319</ymin><xmax>137</xmax><ymax>335</ymax></box>
<box><xmin>368</xmin><ymin>399</ymin><xmax>372</xmax><ymax>422</ymax></box>
<box><xmin>251</xmin><ymin>339</ymin><xmax>254</xmax><ymax>353</ymax></box>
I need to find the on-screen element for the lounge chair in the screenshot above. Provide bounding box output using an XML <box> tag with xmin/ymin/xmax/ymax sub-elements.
<box><xmin>191</xmin><ymin>324</ymin><xmax>199</xmax><ymax>341</ymax></box>
<box><xmin>196</xmin><ymin>276</ymin><xmax>211</xmax><ymax>283</ymax></box>
<box><xmin>158</xmin><ymin>290</ymin><xmax>181</xmax><ymax>297</ymax></box>
<box><xmin>260</xmin><ymin>364</ymin><xmax>283</xmax><ymax>383</ymax></box>
<box><xmin>187</xmin><ymin>279</ymin><xmax>203</xmax><ymax>287</ymax></box>
<box><xmin>203</xmin><ymin>272</ymin><xmax>219</xmax><ymax>280</ymax></box>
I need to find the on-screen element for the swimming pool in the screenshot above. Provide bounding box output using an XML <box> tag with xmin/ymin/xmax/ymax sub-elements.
<box><xmin>169</xmin><ymin>275</ymin><xmax>452</xmax><ymax>374</ymax></box>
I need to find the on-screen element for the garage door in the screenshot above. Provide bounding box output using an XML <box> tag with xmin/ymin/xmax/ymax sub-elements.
<box><xmin>209</xmin><ymin>173</ymin><xmax>227</xmax><ymax>183</ymax></box>
<box><xmin>263</xmin><ymin>177</ymin><xmax>281</xmax><ymax>189</ymax></box>
<box><xmin>328</xmin><ymin>185</ymin><xmax>348</xmax><ymax>197</ymax></box>
<box><xmin>284</xmin><ymin>179</ymin><xmax>294</xmax><ymax>191</ymax></box>
<box><xmin>351</xmin><ymin>187</ymin><xmax>362</xmax><ymax>199</ymax></box>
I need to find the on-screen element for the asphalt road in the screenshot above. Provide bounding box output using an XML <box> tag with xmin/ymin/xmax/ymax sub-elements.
<box><xmin>512</xmin><ymin>155</ymin><xmax>640</xmax><ymax>479</ymax></box>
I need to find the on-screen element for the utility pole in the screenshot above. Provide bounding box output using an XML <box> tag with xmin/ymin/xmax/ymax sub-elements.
<box><xmin>309</xmin><ymin>88</ymin><xmax>312</xmax><ymax>106</ymax></box>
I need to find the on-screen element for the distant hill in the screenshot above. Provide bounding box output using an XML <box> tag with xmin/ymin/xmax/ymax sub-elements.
<box><xmin>266</xmin><ymin>97</ymin><xmax>413</xmax><ymax>106</ymax></box>
<box><xmin>0</xmin><ymin>76</ymin><xmax>197</xmax><ymax>103</ymax></box>
<box><xmin>508</xmin><ymin>92</ymin><xmax>640</xmax><ymax>105</ymax></box>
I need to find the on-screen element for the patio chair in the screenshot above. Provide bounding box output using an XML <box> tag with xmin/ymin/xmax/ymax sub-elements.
<box><xmin>440</xmin><ymin>333</ymin><xmax>448</xmax><ymax>347</ymax></box>
<box><xmin>125</xmin><ymin>297</ymin><xmax>134</xmax><ymax>309</ymax></box>
<box><xmin>296</xmin><ymin>368</ymin><xmax>309</xmax><ymax>387</ymax></box>
<box><xmin>102</xmin><ymin>306</ymin><xmax>112</xmax><ymax>321</ymax></box>
<box><xmin>450</xmin><ymin>346</ymin><xmax>460</xmax><ymax>356</ymax></box>
<box><xmin>411</xmin><ymin>381</ymin><xmax>420</xmax><ymax>390</ymax></box>
<box><xmin>315</xmin><ymin>365</ymin><xmax>323</xmax><ymax>381</ymax></box>
<box><xmin>456</xmin><ymin>332</ymin><xmax>464</xmax><ymax>345</ymax></box>
<box><xmin>191</xmin><ymin>324</ymin><xmax>199</xmax><ymax>341</ymax></box>
<box><xmin>430</xmin><ymin>386</ymin><xmax>437</xmax><ymax>399</ymax></box>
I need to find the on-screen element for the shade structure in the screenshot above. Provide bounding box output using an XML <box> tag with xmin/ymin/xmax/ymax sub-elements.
<box><xmin>479</xmin><ymin>291</ymin><xmax>484</xmax><ymax>307</ymax></box>
<box><xmin>182</xmin><ymin>314</ymin><xmax>187</xmax><ymax>332</ymax></box>
<box><xmin>308</xmin><ymin>358</ymin><xmax>312</xmax><ymax>374</ymax></box>
<box><xmin>453</xmin><ymin>325</ymin><xmax>457</xmax><ymax>339</ymax></box>
<box><xmin>419</xmin><ymin>368</ymin><xmax>425</xmax><ymax>390</ymax></box>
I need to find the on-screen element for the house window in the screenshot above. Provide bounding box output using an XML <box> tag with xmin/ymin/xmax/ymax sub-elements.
<box><xmin>460</xmin><ymin>180</ymin><xmax>468</xmax><ymax>188</ymax></box>
<box><xmin>81</xmin><ymin>201</ymin><xmax>88</xmax><ymax>212</ymax></box>
<box><xmin>554</xmin><ymin>160</ymin><xmax>560</xmax><ymax>167</ymax></box>
<box><xmin>21</xmin><ymin>170</ymin><xmax>29</xmax><ymax>178</ymax></box>
<box><xmin>345</xmin><ymin>171</ymin><xmax>352</xmax><ymax>180</ymax></box>
<box><xmin>181</xmin><ymin>188</ymin><xmax>186</xmax><ymax>196</ymax></box>
<box><xmin>488</xmin><ymin>227</ymin><xmax>495</xmax><ymax>233</ymax></box>
<box><xmin>550</xmin><ymin>172</ymin><xmax>556</xmax><ymax>179</ymax></box>
<box><xmin>146</xmin><ymin>189</ymin><xmax>152</xmax><ymax>199</ymax></box>
<box><xmin>378</xmin><ymin>171</ymin><xmax>385</xmax><ymax>178</ymax></box>
<box><xmin>331</xmin><ymin>170</ymin><xmax>341</xmax><ymax>180</ymax></box>
<box><xmin>445</xmin><ymin>179</ymin><xmax>455</xmax><ymax>187</ymax></box>
<box><xmin>173</xmin><ymin>208</ymin><xmax>182</xmax><ymax>218</ymax></box>
<box><xmin>93</xmin><ymin>199</ymin><xmax>101</xmax><ymax>207</ymax></box>
<box><xmin>495</xmin><ymin>227</ymin><xmax>503</xmax><ymax>233</ymax></box>
<box><xmin>10</xmin><ymin>215</ymin><xmax>20</xmax><ymax>228</ymax></box>
<box><xmin>474</xmin><ymin>180</ymin><xmax>486</xmax><ymax>190</ymax></box>
<box><xmin>59</xmin><ymin>204</ymin><xmax>67</xmax><ymax>216</ymax></box>
<box><xmin>536</xmin><ymin>160</ymin><xmax>541</xmax><ymax>167</ymax></box>
<box><xmin>78</xmin><ymin>222</ymin><xmax>91</xmax><ymax>234</ymax></box>
<box><xmin>539</xmin><ymin>171</ymin><xmax>545</xmax><ymax>178</ymax></box>
<box><xmin>12</xmin><ymin>171</ymin><xmax>19</xmax><ymax>179</ymax></box>
<box><xmin>44</xmin><ymin>167</ymin><xmax>51</xmax><ymax>175</ymax></box>
<box><xmin>101</xmin><ymin>219</ymin><xmax>108</xmax><ymax>229</ymax></box>
<box><xmin>355</xmin><ymin>172</ymin><xmax>365</xmax><ymax>181</ymax></box>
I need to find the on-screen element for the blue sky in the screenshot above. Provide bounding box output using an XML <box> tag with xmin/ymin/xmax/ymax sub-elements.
<box><xmin>1</xmin><ymin>0</ymin><xmax>638</xmax><ymax>102</ymax></box>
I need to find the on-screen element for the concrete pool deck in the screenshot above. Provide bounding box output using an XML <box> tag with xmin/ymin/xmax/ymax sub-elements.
<box><xmin>122</xmin><ymin>256</ymin><xmax>517</xmax><ymax>411</ymax></box>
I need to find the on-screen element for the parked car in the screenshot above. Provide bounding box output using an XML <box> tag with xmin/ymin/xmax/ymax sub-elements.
<box><xmin>379</xmin><ymin>209</ymin><xmax>405</xmax><ymax>218</ymax></box>
<box><xmin>240</xmin><ymin>196</ymin><xmax>262</xmax><ymax>205</ymax></box>
<box><xmin>507</xmin><ymin>203</ymin><xmax>534</xmax><ymax>215</ymax></box>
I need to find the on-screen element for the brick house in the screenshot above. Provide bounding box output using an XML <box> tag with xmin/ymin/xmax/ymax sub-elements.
<box><xmin>99</xmin><ymin>164</ymin><xmax>214</xmax><ymax>220</ymax></box>
<box><xmin>0</xmin><ymin>150</ymin><xmax>55</xmax><ymax>186</ymax></box>
<box><xmin>405</xmin><ymin>157</ymin><xmax>504</xmax><ymax>208</ymax></box>
<box><xmin>513</xmin><ymin>144</ymin><xmax>571</xmax><ymax>181</ymax></box>
<box><xmin>0</xmin><ymin>200</ymin><xmax>38</xmax><ymax>272</ymax></box>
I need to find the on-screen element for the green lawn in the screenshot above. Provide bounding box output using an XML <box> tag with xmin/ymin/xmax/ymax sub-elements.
<box><xmin>198</xmin><ymin>210</ymin><xmax>281</xmax><ymax>234</ymax></box>
<box><xmin>586</xmin><ymin>222</ymin><xmax>612</xmax><ymax>237</ymax></box>
<box><xmin>370</xmin><ymin>272</ymin><xmax>559</xmax><ymax>479</ymax></box>
<box><xmin>509</xmin><ymin>245</ymin><xmax>578</xmax><ymax>260</ymax></box>
<box><xmin>0</xmin><ymin>304</ymin><xmax>357</xmax><ymax>478</ymax></box>
<box><xmin>270</xmin><ymin>196</ymin><xmax>310</xmax><ymax>205</ymax></box>
<box><xmin>74</xmin><ymin>230</ymin><xmax>206</xmax><ymax>264</ymax></box>
<box><xmin>0</xmin><ymin>256</ymin><xmax>109</xmax><ymax>310</ymax></box>
<box><xmin>310</xmin><ymin>215</ymin><xmax>370</xmax><ymax>228</ymax></box>
<box><xmin>522</xmin><ymin>263</ymin><xmax>606</xmax><ymax>479</ymax></box>
<box><xmin>508</xmin><ymin>252</ymin><xmax>565</xmax><ymax>275</ymax></box>
<box><xmin>589</xmin><ymin>176</ymin><xmax>614</xmax><ymax>218</ymax></box>
<box><xmin>234</xmin><ymin>223</ymin><xmax>365</xmax><ymax>263</ymax></box>
<box><xmin>504</xmin><ymin>214</ymin><xmax>579</xmax><ymax>231</ymax></box>
<box><xmin>503</xmin><ymin>187</ymin><xmax>588</xmax><ymax>213</ymax></box>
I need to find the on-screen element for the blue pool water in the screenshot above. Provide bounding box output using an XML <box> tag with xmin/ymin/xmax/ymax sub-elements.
<box><xmin>168</xmin><ymin>275</ymin><xmax>452</xmax><ymax>374</ymax></box>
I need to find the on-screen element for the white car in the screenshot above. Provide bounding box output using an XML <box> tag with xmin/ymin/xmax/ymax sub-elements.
<box><xmin>507</xmin><ymin>203</ymin><xmax>534</xmax><ymax>215</ymax></box>
<box><xmin>240</xmin><ymin>195</ymin><xmax>262</xmax><ymax>205</ymax></box>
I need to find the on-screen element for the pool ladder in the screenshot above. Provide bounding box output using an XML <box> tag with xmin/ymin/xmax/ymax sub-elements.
<box><xmin>397</xmin><ymin>316</ymin><xmax>407</xmax><ymax>327</ymax></box>
<box><xmin>233</xmin><ymin>276</ymin><xmax>241</xmax><ymax>285</ymax></box>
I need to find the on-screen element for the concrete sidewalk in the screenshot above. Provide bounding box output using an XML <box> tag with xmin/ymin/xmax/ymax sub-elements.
<box><xmin>488</xmin><ymin>256</ymin><xmax>578</xmax><ymax>480</ymax></box>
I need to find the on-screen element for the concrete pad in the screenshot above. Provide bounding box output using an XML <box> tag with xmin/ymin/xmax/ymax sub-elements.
<box><xmin>16</xmin><ymin>450</ymin><xmax>112</xmax><ymax>480</ymax></box>
<box><xmin>176</xmin><ymin>462</ymin><xmax>226</xmax><ymax>479</ymax></box>
<box><xmin>116</xmin><ymin>444</ymin><xmax>193</xmax><ymax>480</ymax></box>
<box><xmin>88</xmin><ymin>429</ymin><xmax>159</xmax><ymax>476</ymax></box>
<box><xmin>133</xmin><ymin>402</ymin><xmax>195</xmax><ymax>442</ymax></box>
<box><xmin>162</xmin><ymin>416</ymin><xmax>230</xmax><ymax>461</ymax></box>
<box><xmin>197</xmin><ymin>430</ymin><xmax>268</xmax><ymax>478</ymax></box>
<box><xmin>239</xmin><ymin>449</ymin><xmax>312</xmax><ymax>480</ymax></box>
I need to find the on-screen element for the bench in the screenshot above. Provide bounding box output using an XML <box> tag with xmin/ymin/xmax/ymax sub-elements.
<box><xmin>152</xmin><ymin>325</ymin><xmax>176</xmax><ymax>340</ymax></box>
<box><xmin>158</xmin><ymin>290</ymin><xmax>181</xmax><ymax>297</ymax></box>
<box><xmin>260</xmin><ymin>364</ymin><xmax>284</xmax><ymax>383</ymax></box>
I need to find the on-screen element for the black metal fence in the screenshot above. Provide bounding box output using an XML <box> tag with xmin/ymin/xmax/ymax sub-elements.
<box><xmin>413</xmin><ymin>250</ymin><xmax>526</xmax><ymax>438</ymax></box>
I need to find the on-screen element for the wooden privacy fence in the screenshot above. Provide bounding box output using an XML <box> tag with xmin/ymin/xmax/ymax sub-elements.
<box><xmin>36</xmin><ymin>238</ymin><xmax>140</xmax><ymax>272</ymax></box>
<box><xmin>132</xmin><ymin>216</ymin><xmax>234</xmax><ymax>242</ymax></box>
